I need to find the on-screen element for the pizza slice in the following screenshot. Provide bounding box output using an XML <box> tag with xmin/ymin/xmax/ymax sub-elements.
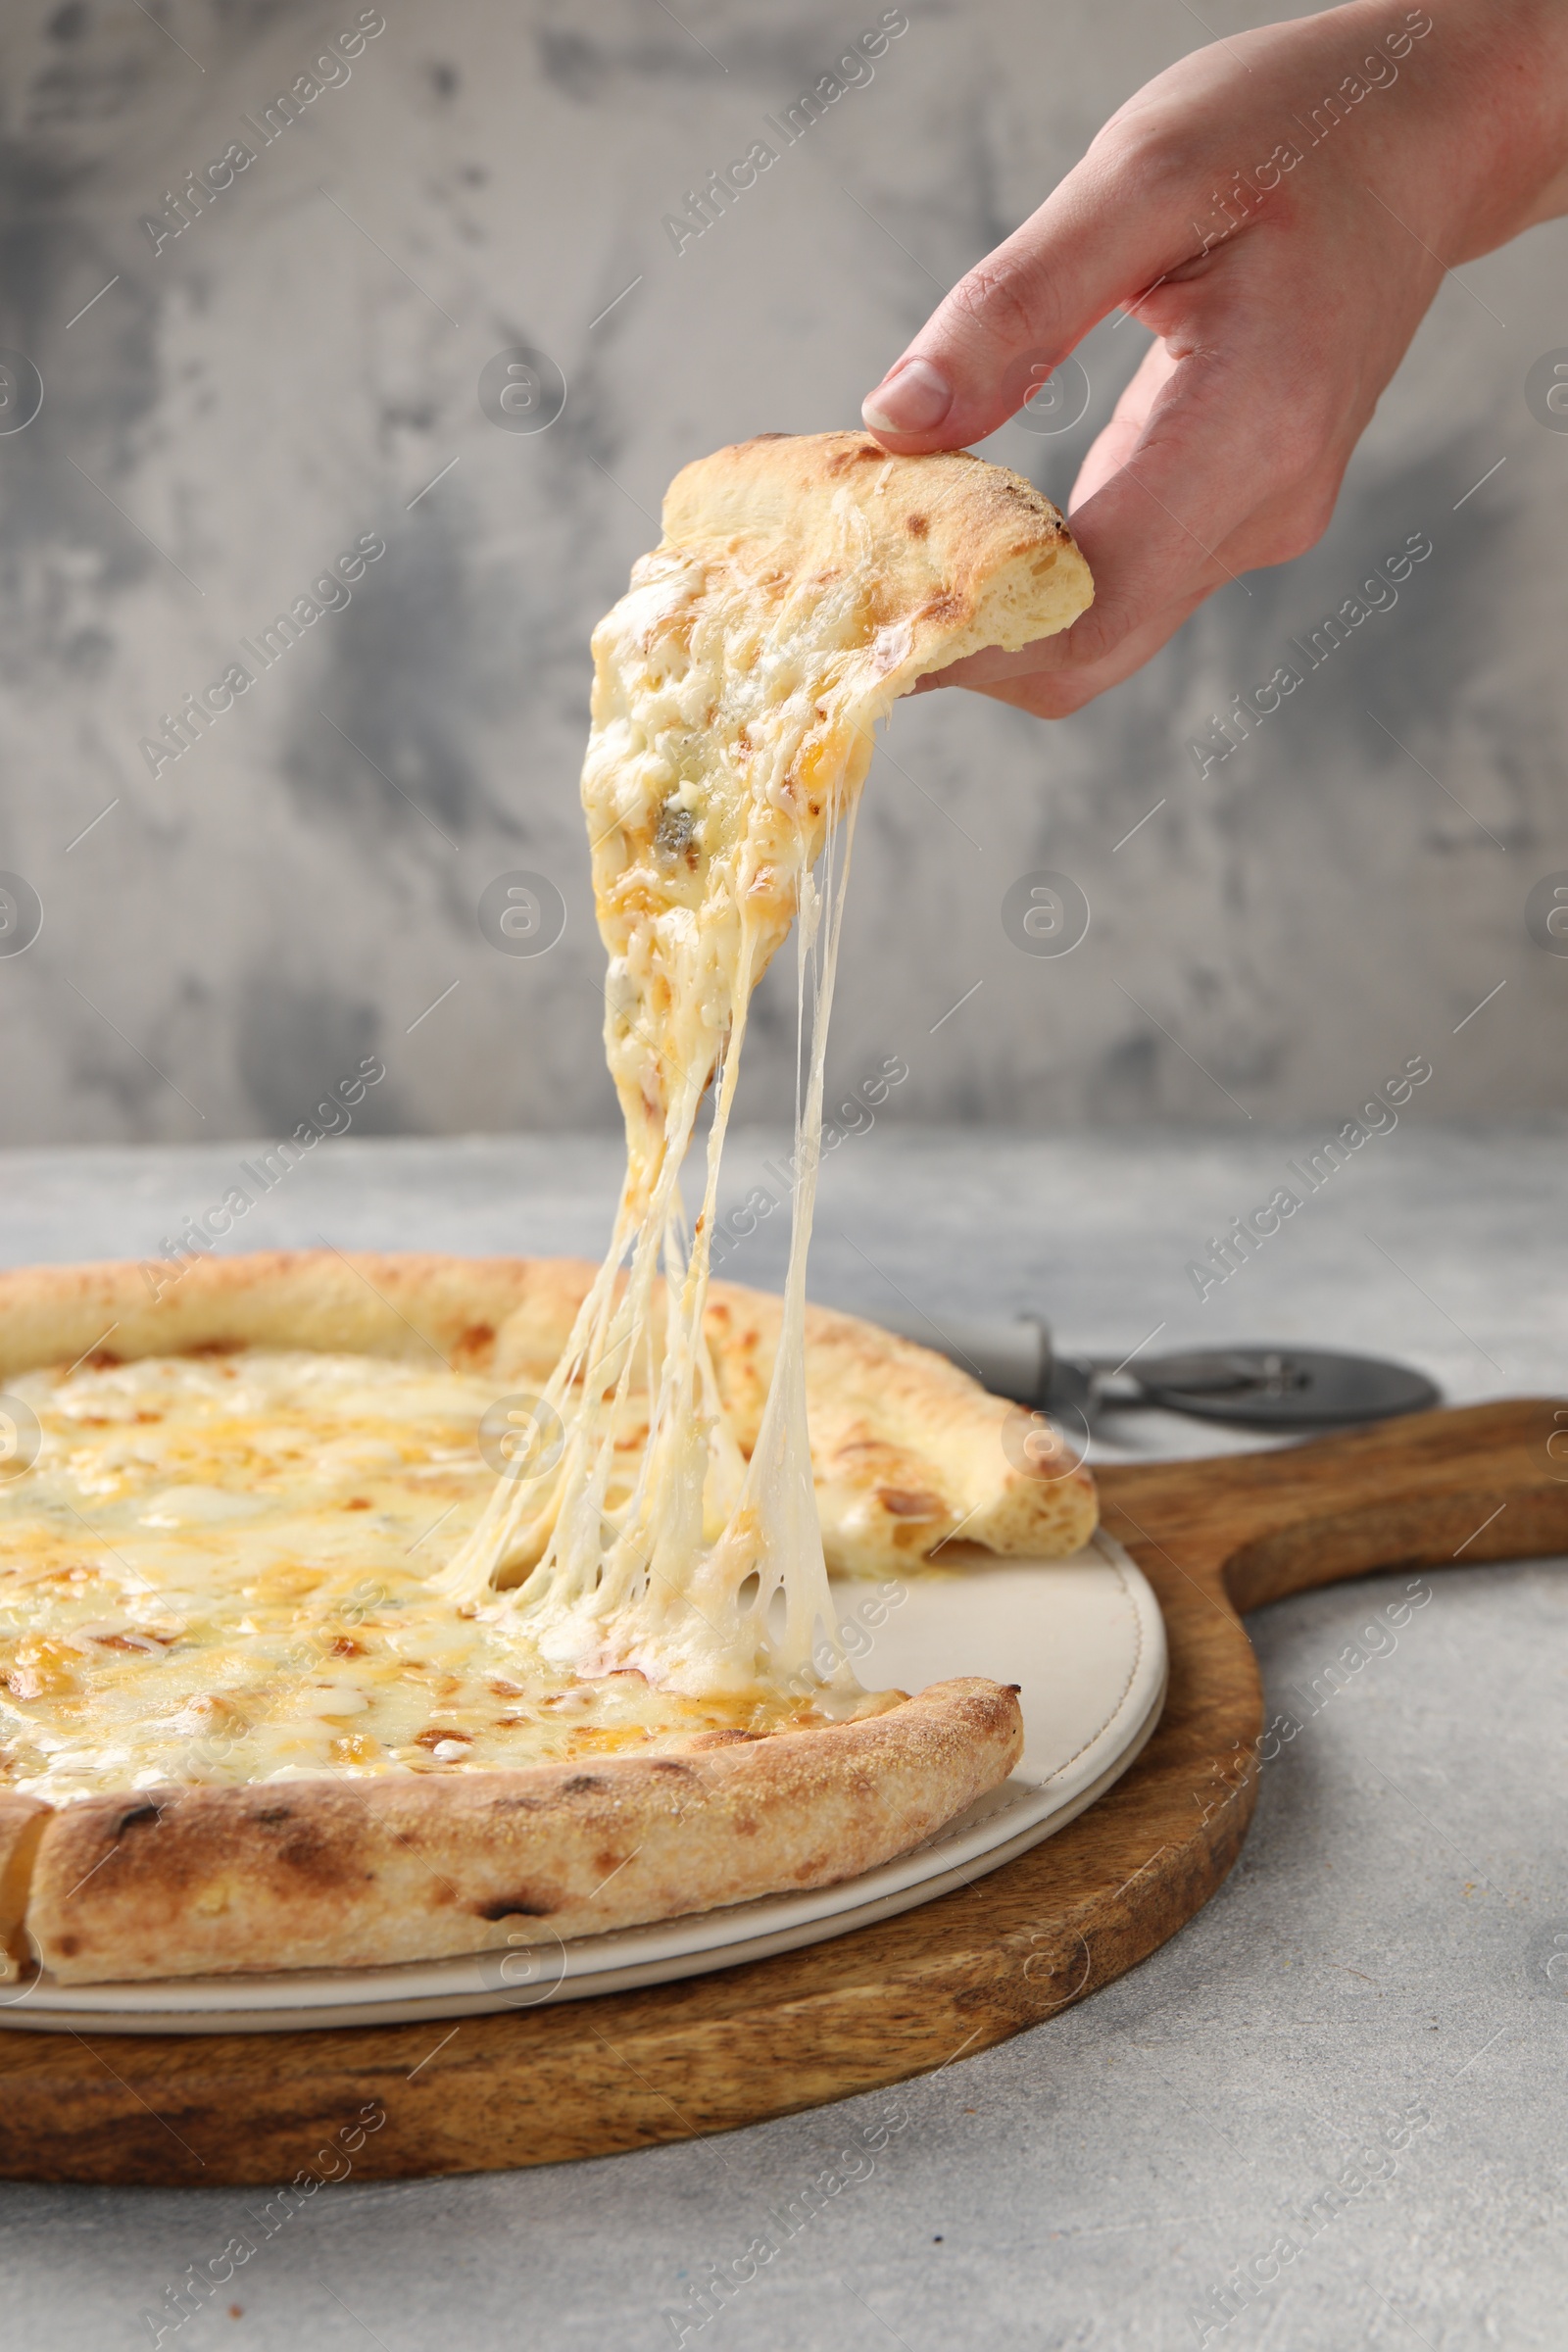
<box><xmin>439</xmin><ymin>432</ymin><xmax>1094</xmax><ymax>1698</ymax></box>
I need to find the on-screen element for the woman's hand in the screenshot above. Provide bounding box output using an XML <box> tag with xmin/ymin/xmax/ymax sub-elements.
<box><xmin>861</xmin><ymin>1</ymin><xmax>1568</xmax><ymax>717</ymax></box>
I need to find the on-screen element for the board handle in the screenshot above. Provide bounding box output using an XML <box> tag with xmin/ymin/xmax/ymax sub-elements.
<box><xmin>1098</xmin><ymin>1396</ymin><xmax>1568</xmax><ymax>1615</ymax></box>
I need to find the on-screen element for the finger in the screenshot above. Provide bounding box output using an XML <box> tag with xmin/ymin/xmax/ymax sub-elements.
<box><xmin>1018</xmin><ymin>246</ymin><xmax>1351</xmax><ymax>674</ymax></box>
<box><xmin>924</xmin><ymin>369</ymin><xmax>1358</xmax><ymax>716</ymax></box>
<box><xmin>858</xmin><ymin>143</ymin><xmax>1210</xmax><ymax>452</ymax></box>
<box><xmin>1063</xmin><ymin>343</ymin><xmax>1299</xmax><ymax>657</ymax></box>
<box><xmin>918</xmin><ymin>398</ymin><xmax>1341</xmax><ymax>711</ymax></box>
<box><xmin>913</xmin><ymin>579</ymin><xmax>1201</xmax><ymax>700</ymax></box>
<box><xmin>855</xmin><ymin>12</ymin><xmax>1305</xmax><ymax>455</ymax></box>
<box><xmin>914</xmin><ymin>335</ymin><xmax>1272</xmax><ymax>693</ymax></box>
<box><xmin>962</xmin><ymin>590</ymin><xmax>1212</xmax><ymax>719</ymax></box>
<box><xmin>917</xmin><ymin>318</ymin><xmax>1327</xmax><ymax>709</ymax></box>
<box><xmin>1066</xmin><ymin>336</ymin><xmax>1176</xmax><ymax>512</ymax></box>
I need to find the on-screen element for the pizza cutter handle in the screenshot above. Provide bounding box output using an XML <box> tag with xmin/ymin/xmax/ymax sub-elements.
<box><xmin>1097</xmin><ymin>1396</ymin><xmax>1568</xmax><ymax>1617</ymax></box>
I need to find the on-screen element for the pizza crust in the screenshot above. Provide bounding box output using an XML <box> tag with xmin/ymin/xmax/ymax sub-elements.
<box><xmin>661</xmin><ymin>430</ymin><xmax>1093</xmax><ymax>692</ymax></box>
<box><xmin>24</xmin><ymin>1678</ymin><xmax>1019</xmax><ymax>1983</ymax></box>
<box><xmin>0</xmin><ymin>1248</ymin><xmax>593</xmax><ymax>1389</ymax></box>
<box><xmin>703</xmin><ymin>1283</ymin><xmax>1097</xmax><ymax>1570</ymax></box>
<box><xmin>0</xmin><ymin>1796</ymin><xmax>47</xmax><ymax>1982</ymax></box>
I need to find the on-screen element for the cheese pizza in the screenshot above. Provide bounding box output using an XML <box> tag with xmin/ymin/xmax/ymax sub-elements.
<box><xmin>0</xmin><ymin>433</ymin><xmax>1095</xmax><ymax>1984</ymax></box>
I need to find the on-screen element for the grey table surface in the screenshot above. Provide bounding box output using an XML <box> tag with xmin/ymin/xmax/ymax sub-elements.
<box><xmin>1</xmin><ymin>1124</ymin><xmax>1564</xmax><ymax>2352</ymax></box>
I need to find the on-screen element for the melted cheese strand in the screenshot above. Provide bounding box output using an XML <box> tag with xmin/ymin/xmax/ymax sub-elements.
<box><xmin>438</xmin><ymin>541</ymin><xmax>888</xmax><ymax>1698</ymax></box>
<box><xmin>534</xmin><ymin>803</ymin><xmax>862</xmax><ymax>1695</ymax></box>
<box><xmin>693</xmin><ymin>801</ymin><xmax>861</xmax><ymax>1684</ymax></box>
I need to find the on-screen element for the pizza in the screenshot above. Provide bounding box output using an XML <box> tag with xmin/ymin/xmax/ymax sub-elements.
<box><xmin>0</xmin><ymin>433</ymin><xmax>1095</xmax><ymax>1987</ymax></box>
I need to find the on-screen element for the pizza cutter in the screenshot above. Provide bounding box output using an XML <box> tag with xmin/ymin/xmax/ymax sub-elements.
<box><xmin>872</xmin><ymin>1312</ymin><xmax>1440</xmax><ymax>1432</ymax></box>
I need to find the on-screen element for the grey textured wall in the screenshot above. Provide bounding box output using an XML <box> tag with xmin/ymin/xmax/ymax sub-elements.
<box><xmin>1</xmin><ymin>0</ymin><xmax>1564</xmax><ymax>1147</ymax></box>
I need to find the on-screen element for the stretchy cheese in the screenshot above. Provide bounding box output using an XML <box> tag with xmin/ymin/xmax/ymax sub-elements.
<box><xmin>436</xmin><ymin>543</ymin><xmax>874</xmax><ymax>1696</ymax></box>
<box><xmin>436</xmin><ymin>435</ymin><xmax>1093</xmax><ymax>1696</ymax></box>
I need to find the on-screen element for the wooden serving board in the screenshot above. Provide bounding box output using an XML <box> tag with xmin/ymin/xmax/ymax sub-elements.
<box><xmin>2</xmin><ymin>1398</ymin><xmax>1562</xmax><ymax>2186</ymax></box>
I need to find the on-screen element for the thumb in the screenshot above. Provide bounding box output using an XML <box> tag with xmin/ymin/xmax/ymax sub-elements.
<box><xmin>860</xmin><ymin>146</ymin><xmax>1209</xmax><ymax>451</ymax></box>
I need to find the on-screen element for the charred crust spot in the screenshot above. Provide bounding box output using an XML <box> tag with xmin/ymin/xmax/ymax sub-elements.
<box><xmin>274</xmin><ymin>1825</ymin><xmax>351</xmax><ymax>1884</ymax></box>
<box><xmin>113</xmin><ymin>1801</ymin><xmax>163</xmax><ymax>1838</ymax></box>
<box><xmin>478</xmin><ymin>1893</ymin><xmax>554</xmax><ymax>1921</ymax></box>
<box><xmin>562</xmin><ymin>1774</ymin><xmax>607</xmax><ymax>1795</ymax></box>
<box><xmin>877</xmin><ymin>1488</ymin><xmax>945</xmax><ymax>1519</ymax></box>
<box><xmin>453</xmin><ymin>1321</ymin><xmax>496</xmax><ymax>1364</ymax></box>
<box><xmin>905</xmin><ymin>513</ymin><xmax>929</xmax><ymax>537</ymax></box>
<box><xmin>55</xmin><ymin>1934</ymin><xmax>81</xmax><ymax>1958</ymax></box>
<box><xmin>649</xmin><ymin>1759</ymin><xmax>693</xmax><ymax>1777</ymax></box>
<box><xmin>82</xmin><ymin>1349</ymin><xmax>122</xmax><ymax>1370</ymax></box>
<box><xmin>253</xmin><ymin>1806</ymin><xmax>295</xmax><ymax>1827</ymax></box>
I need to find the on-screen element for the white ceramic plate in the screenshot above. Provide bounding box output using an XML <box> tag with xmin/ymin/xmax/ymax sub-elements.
<box><xmin>0</xmin><ymin>1531</ymin><xmax>1165</xmax><ymax>2033</ymax></box>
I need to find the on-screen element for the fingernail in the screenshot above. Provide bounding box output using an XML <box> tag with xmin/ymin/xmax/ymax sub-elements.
<box><xmin>861</xmin><ymin>357</ymin><xmax>953</xmax><ymax>434</ymax></box>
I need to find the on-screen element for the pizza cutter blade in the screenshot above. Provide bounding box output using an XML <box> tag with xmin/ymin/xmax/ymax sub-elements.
<box><xmin>867</xmin><ymin>1310</ymin><xmax>1439</xmax><ymax>1431</ymax></box>
<box><xmin>1087</xmin><ymin>1344</ymin><xmax>1441</xmax><ymax>1429</ymax></box>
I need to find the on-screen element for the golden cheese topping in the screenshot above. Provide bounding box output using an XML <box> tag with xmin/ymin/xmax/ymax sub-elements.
<box><xmin>0</xmin><ymin>1349</ymin><xmax>845</xmax><ymax>1802</ymax></box>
